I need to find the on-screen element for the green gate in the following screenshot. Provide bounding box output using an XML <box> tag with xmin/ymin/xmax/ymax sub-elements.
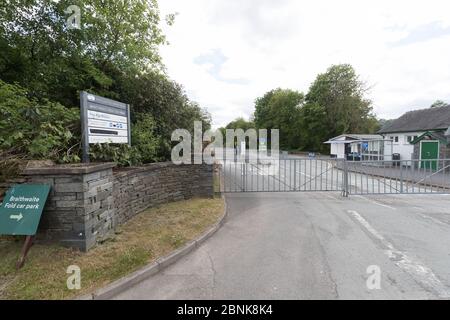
<box><xmin>421</xmin><ymin>141</ymin><xmax>439</xmax><ymax>170</ymax></box>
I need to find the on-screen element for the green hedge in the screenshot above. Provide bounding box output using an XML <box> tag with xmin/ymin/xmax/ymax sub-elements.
<box><xmin>0</xmin><ymin>80</ymin><xmax>80</xmax><ymax>163</ymax></box>
<box><xmin>0</xmin><ymin>80</ymin><xmax>162</xmax><ymax>173</ymax></box>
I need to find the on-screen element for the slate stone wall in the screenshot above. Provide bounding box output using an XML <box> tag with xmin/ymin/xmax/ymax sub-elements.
<box><xmin>113</xmin><ymin>162</ymin><xmax>214</xmax><ymax>225</ymax></box>
<box><xmin>21</xmin><ymin>163</ymin><xmax>116</xmax><ymax>251</ymax></box>
<box><xmin>13</xmin><ymin>162</ymin><xmax>213</xmax><ymax>251</ymax></box>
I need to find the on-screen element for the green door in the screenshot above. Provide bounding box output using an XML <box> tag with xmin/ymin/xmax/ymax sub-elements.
<box><xmin>421</xmin><ymin>141</ymin><xmax>439</xmax><ymax>170</ymax></box>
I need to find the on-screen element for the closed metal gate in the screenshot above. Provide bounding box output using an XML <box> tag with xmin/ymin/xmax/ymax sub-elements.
<box><xmin>217</xmin><ymin>158</ymin><xmax>450</xmax><ymax>196</ymax></box>
<box><xmin>344</xmin><ymin>159</ymin><xmax>450</xmax><ymax>195</ymax></box>
<box><xmin>218</xmin><ymin>158</ymin><xmax>345</xmax><ymax>193</ymax></box>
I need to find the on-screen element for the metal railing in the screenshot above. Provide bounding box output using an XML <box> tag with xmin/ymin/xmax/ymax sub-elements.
<box><xmin>343</xmin><ymin>159</ymin><xmax>450</xmax><ymax>195</ymax></box>
<box><xmin>217</xmin><ymin>158</ymin><xmax>344</xmax><ymax>193</ymax></box>
<box><xmin>216</xmin><ymin>158</ymin><xmax>450</xmax><ymax>196</ymax></box>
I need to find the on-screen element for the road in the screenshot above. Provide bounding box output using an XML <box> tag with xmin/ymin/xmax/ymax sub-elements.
<box><xmin>112</xmin><ymin>192</ymin><xmax>450</xmax><ymax>299</ymax></box>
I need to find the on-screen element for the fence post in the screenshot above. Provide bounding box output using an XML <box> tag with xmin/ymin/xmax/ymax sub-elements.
<box><xmin>343</xmin><ymin>159</ymin><xmax>349</xmax><ymax>197</ymax></box>
<box><xmin>293</xmin><ymin>160</ymin><xmax>297</xmax><ymax>191</ymax></box>
<box><xmin>245</xmin><ymin>163</ymin><xmax>248</xmax><ymax>192</ymax></box>
<box><xmin>400</xmin><ymin>161</ymin><xmax>404</xmax><ymax>193</ymax></box>
<box><xmin>242</xmin><ymin>163</ymin><xmax>246</xmax><ymax>192</ymax></box>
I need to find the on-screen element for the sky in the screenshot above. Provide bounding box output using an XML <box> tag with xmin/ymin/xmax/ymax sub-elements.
<box><xmin>158</xmin><ymin>0</ymin><xmax>450</xmax><ymax>128</ymax></box>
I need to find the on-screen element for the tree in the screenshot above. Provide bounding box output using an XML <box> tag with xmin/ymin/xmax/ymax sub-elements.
<box><xmin>430</xmin><ymin>100</ymin><xmax>448</xmax><ymax>108</ymax></box>
<box><xmin>297</xmin><ymin>102</ymin><xmax>328</xmax><ymax>152</ymax></box>
<box><xmin>225</xmin><ymin>117</ymin><xmax>255</xmax><ymax>131</ymax></box>
<box><xmin>303</xmin><ymin>64</ymin><xmax>377</xmax><ymax>152</ymax></box>
<box><xmin>118</xmin><ymin>71</ymin><xmax>211</xmax><ymax>159</ymax></box>
<box><xmin>253</xmin><ymin>88</ymin><xmax>304</xmax><ymax>149</ymax></box>
<box><xmin>0</xmin><ymin>0</ymin><xmax>166</xmax><ymax>106</ymax></box>
<box><xmin>0</xmin><ymin>0</ymin><xmax>211</xmax><ymax>164</ymax></box>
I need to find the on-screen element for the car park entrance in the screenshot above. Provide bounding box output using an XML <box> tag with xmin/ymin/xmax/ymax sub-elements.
<box><xmin>217</xmin><ymin>158</ymin><xmax>450</xmax><ymax>196</ymax></box>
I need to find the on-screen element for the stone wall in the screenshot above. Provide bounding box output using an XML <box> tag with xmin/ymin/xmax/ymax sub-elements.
<box><xmin>11</xmin><ymin>161</ymin><xmax>213</xmax><ymax>251</ymax></box>
<box><xmin>113</xmin><ymin>162</ymin><xmax>214</xmax><ymax>225</ymax></box>
<box><xmin>22</xmin><ymin>163</ymin><xmax>116</xmax><ymax>251</ymax></box>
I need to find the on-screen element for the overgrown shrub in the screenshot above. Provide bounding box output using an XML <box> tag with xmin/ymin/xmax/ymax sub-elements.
<box><xmin>88</xmin><ymin>114</ymin><xmax>163</xmax><ymax>167</ymax></box>
<box><xmin>0</xmin><ymin>80</ymin><xmax>169</xmax><ymax>168</ymax></box>
<box><xmin>89</xmin><ymin>144</ymin><xmax>142</xmax><ymax>167</ymax></box>
<box><xmin>131</xmin><ymin>114</ymin><xmax>162</xmax><ymax>163</ymax></box>
<box><xmin>0</xmin><ymin>80</ymin><xmax>81</xmax><ymax>163</ymax></box>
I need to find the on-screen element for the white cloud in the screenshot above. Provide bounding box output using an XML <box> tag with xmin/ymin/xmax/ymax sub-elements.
<box><xmin>158</xmin><ymin>0</ymin><xmax>450</xmax><ymax>128</ymax></box>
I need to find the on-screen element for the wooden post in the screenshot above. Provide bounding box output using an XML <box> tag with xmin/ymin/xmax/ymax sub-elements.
<box><xmin>16</xmin><ymin>235</ymin><xmax>34</xmax><ymax>270</ymax></box>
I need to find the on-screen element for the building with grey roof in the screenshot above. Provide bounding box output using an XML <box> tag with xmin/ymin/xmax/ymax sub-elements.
<box><xmin>378</xmin><ymin>104</ymin><xmax>450</xmax><ymax>162</ymax></box>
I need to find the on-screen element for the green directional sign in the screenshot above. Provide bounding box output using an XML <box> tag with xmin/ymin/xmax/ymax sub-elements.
<box><xmin>0</xmin><ymin>184</ymin><xmax>50</xmax><ymax>236</ymax></box>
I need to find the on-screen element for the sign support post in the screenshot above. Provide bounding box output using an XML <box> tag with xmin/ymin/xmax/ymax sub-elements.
<box><xmin>16</xmin><ymin>235</ymin><xmax>35</xmax><ymax>270</ymax></box>
<box><xmin>127</xmin><ymin>104</ymin><xmax>131</xmax><ymax>147</ymax></box>
<box><xmin>81</xmin><ymin>91</ymin><xmax>90</xmax><ymax>163</ymax></box>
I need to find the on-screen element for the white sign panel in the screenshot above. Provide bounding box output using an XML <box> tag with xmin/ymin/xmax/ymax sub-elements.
<box><xmin>88</xmin><ymin>136</ymin><xmax>129</xmax><ymax>144</ymax></box>
<box><xmin>86</xmin><ymin>111</ymin><xmax>129</xmax><ymax>144</ymax></box>
<box><xmin>87</xmin><ymin>119</ymin><xmax>128</xmax><ymax>130</ymax></box>
<box><xmin>87</xmin><ymin>110</ymin><xmax>128</xmax><ymax>124</ymax></box>
<box><xmin>81</xmin><ymin>91</ymin><xmax>131</xmax><ymax>162</ymax></box>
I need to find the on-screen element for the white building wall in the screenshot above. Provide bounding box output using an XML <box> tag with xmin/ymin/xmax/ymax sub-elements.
<box><xmin>330</xmin><ymin>143</ymin><xmax>345</xmax><ymax>158</ymax></box>
<box><xmin>382</xmin><ymin>132</ymin><xmax>423</xmax><ymax>161</ymax></box>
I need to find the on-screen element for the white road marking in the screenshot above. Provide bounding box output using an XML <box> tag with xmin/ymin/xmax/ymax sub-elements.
<box><xmin>348</xmin><ymin>209</ymin><xmax>450</xmax><ymax>298</ymax></box>
<box><xmin>354</xmin><ymin>195</ymin><xmax>396</xmax><ymax>210</ymax></box>
<box><xmin>409</xmin><ymin>207</ymin><xmax>449</xmax><ymax>227</ymax></box>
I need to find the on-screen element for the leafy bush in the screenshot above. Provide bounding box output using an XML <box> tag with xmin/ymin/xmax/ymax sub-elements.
<box><xmin>89</xmin><ymin>144</ymin><xmax>142</xmax><ymax>167</ymax></box>
<box><xmin>119</xmin><ymin>72</ymin><xmax>211</xmax><ymax>160</ymax></box>
<box><xmin>0</xmin><ymin>80</ymin><xmax>168</xmax><ymax>169</ymax></box>
<box><xmin>131</xmin><ymin>114</ymin><xmax>162</xmax><ymax>163</ymax></box>
<box><xmin>0</xmin><ymin>1</ymin><xmax>211</xmax><ymax>166</ymax></box>
<box><xmin>89</xmin><ymin>115</ymin><xmax>162</xmax><ymax>166</ymax></box>
<box><xmin>0</xmin><ymin>80</ymin><xmax>81</xmax><ymax>163</ymax></box>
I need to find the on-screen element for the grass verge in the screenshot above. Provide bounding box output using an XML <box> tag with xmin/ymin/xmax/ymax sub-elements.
<box><xmin>0</xmin><ymin>197</ymin><xmax>224</xmax><ymax>300</ymax></box>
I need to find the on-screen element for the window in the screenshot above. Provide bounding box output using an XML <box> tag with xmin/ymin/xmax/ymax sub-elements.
<box><xmin>407</xmin><ymin>135</ymin><xmax>418</xmax><ymax>143</ymax></box>
<box><xmin>389</xmin><ymin>136</ymin><xmax>399</xmax><ymax>142</ymax></box>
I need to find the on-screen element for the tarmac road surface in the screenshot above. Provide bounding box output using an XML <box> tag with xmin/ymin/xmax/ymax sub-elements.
<box><xmin>112</xmin><ymin>192</ymin><xmax>450</xmax><ymax>300</ymax></box>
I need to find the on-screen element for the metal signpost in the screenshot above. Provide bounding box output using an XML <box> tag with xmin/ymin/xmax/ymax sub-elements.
<box><xmin>80</xmin><ymin>91</ymin><xmax>131</xmax><ymax>163</ymax></box>
<box><xmin>0</xmin><ymin>184</ymin><xmax>51</xmax><ymax>268</ymax></box>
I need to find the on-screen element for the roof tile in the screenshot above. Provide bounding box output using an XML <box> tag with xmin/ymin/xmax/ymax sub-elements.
<box><xmin>378</xmin><ymin>105</ymin><xmax>450</xmax><ymax>133</ymax></box>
